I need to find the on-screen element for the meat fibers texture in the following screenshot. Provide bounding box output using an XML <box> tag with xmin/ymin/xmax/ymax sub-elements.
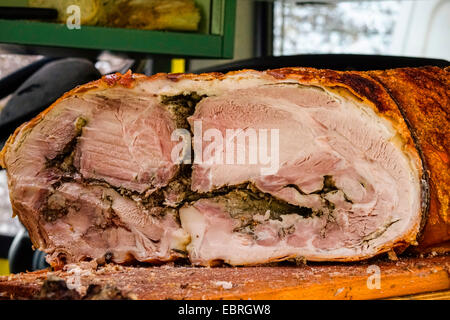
<box><xmin>0</xmin><ymin>67</ymin><xmax>448</xmax><ymax>267</ymax></box>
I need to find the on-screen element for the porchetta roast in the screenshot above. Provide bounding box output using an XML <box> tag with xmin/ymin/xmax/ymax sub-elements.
<box><xmin>1</xmin><ymin>67</ymin><xmax>448</xmax><ymax>267</ymax></box>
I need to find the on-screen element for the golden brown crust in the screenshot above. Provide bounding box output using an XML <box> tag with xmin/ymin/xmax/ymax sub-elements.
<box><xmin>0</xmin><ymin>66</ymin><xmax>447</xmax><ymax>257</ymax></box>
<box><xmin>369</xmin><ymin>67</ymin><xmax>450</xmax><ymax>250</ymax></box>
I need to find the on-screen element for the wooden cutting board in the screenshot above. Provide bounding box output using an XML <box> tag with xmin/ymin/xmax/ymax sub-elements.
<box><xmin>0</xmin><ymin>255</ymin><xmax>448</xmax><ymax>300</ymax></box>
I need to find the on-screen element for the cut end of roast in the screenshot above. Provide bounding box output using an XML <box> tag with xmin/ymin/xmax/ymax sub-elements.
<box><xmin>0</xmin><ymin>69</ymin><xmax>424</xmax><ymax>267</ymax></box>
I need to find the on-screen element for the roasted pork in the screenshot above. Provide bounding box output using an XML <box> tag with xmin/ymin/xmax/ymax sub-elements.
<box><xmin>1</xmin><ymin>67</ymin><xmax>448</xmax><ymax>266</ymax></box>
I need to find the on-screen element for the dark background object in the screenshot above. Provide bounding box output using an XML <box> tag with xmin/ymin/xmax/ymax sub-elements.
<box><xmin>253</xmin><ymin>1</ymin><xmax>274</xmax><ymax>57</ymax></box>
<box><xmin>192</xmin><ymin>54</ymin><xmax>449</xmax><ymax>74</ymax></box>
<box><xmin>0</xmin><ymin>57</ymin><xmax>101</xmax><ymax>149</ymax></box>
<box><xmin>0</xmin><ymin>234</ymin><xmax>13</xmax><ymax>259</ymax></box>
<box><xmin>31</xmin><ymin>248</ymin><xmax>49</xmax><ymax>271</ymax></box>
<box><xmin>0</xmin><ymin>7</ymin><xmax>58</xmax><ymax>20</ymax></box>
<box><xmin>8</xmin><ymin>228</ymin><xmax>49</xmax><ymax>274</ymax></box>
<box><xmin>0</xmin><ymin>57</ymin><xmax>60</xmax><ymax>100</ymax></box>
<box><xmin>8</xmin><ymin>228</ymin><xmax>33</xmax><ymax>273</ymax></box>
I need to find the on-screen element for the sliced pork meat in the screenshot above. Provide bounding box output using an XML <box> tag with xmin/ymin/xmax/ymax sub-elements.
<box><xmin>182</xmin><ymin>84</ymin><xmax>422</xmax><ymax>264</ymax></box>
<box><xmin>0</xmin><ymin>76</ymin><xmax>190</xmax><ymax>266</ymax></box>
<box><xmin>1</xmin><ymin>67</ymin><xmax>448</xmax><ymax>267</ymax></box>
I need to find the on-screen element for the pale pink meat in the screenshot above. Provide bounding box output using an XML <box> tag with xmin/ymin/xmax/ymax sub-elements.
<box><xmin>181</xmin><ymin>84</ymin><xmax>421</xmax><ymax>265</ymax></box>
<box><xmin>2</xmin><ymin>87</ymin><xmax>188</xmax><ymax>265</ymax></box>
<box><xmin>1</xmin><ymin>73</ymin><xmax>423</xmax><ymax>266</ymax></box>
